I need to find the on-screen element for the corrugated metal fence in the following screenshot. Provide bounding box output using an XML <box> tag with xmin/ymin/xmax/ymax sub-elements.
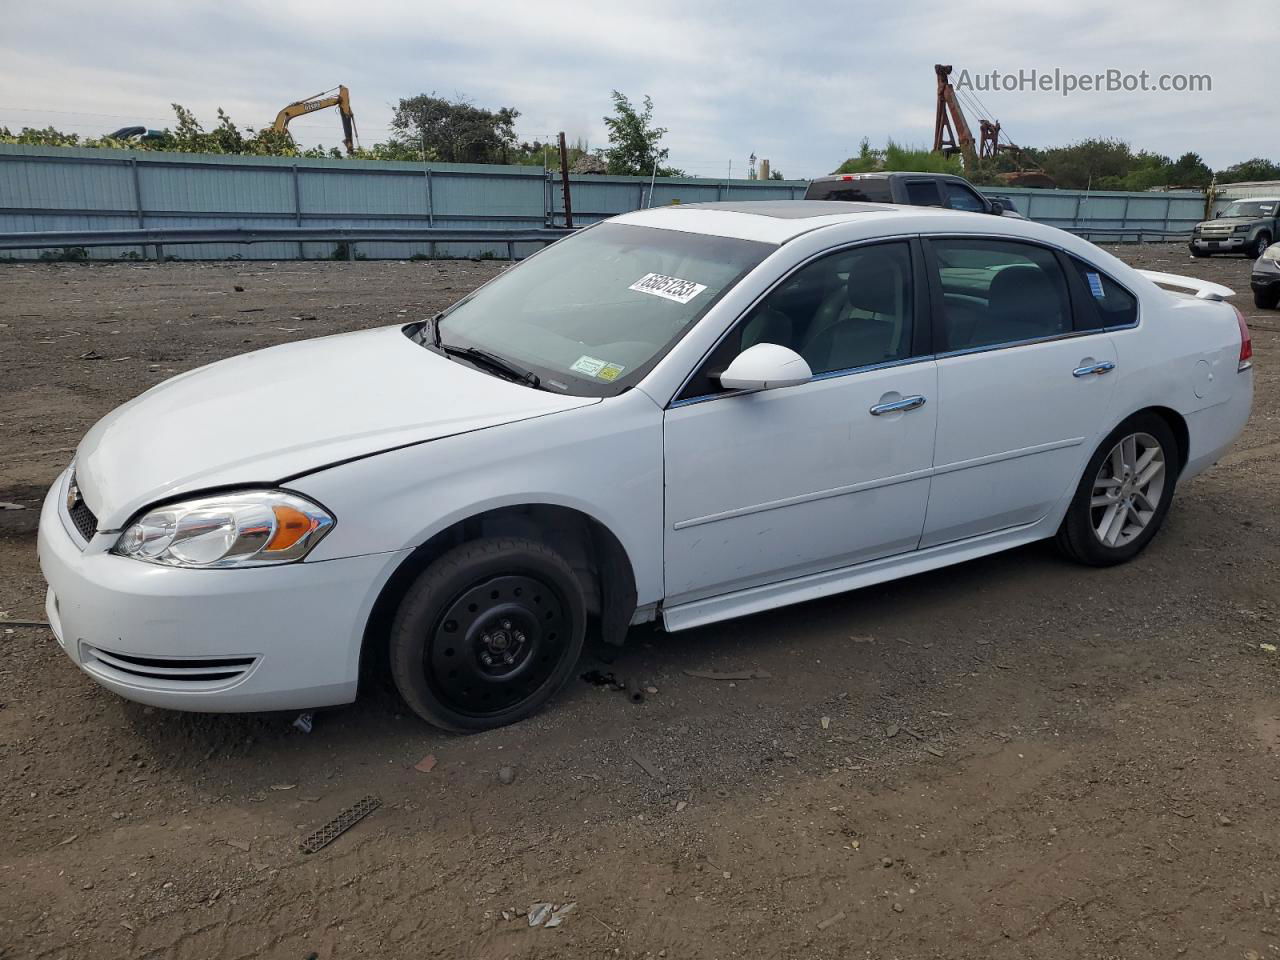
<box><xmin>989</xmin><ymin>187</ymin><xmax>1214</xmax><ymax>241</ymax></box>
<box><xmin>0</xmin><ymin>143</ymin><xmax>1219</xmax><ymax>260</ymax></box>
<box><xmin>0</xmin><ymin>144</ymin><xmax>805</xmax><ymax>260</ymax></box>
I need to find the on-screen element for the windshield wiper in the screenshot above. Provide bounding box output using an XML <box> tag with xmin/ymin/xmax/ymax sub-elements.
<box><xmin>440</xmin><ymin>343</ymin><xmax>541</xmax><ymax>388</ymax></box>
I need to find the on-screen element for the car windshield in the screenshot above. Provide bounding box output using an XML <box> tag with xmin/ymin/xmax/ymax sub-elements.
<box><xmin>1222</xmin><ymin>201</ymin><xmax>1277</xmax><ymax>218</ymax></box>
<box><xmin>424</xmin><ymin>222</ymin><xmax>773</xmax><ymax>396</ymax></box>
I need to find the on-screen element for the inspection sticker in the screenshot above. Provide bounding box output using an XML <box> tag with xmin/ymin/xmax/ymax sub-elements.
<box><xmin>570</xmin><ymin>355</ymin><xmax>626</xmax><ymax>381</ymax></box>
<box><xmin>1085</xmin><ymin>271</ymin><xmax>1106</xmax><ymax>299</ymax></box>
<box><xmin>629</xmin><ymin>272</ymin><xmax>707</xmax><ymax>304</ymax></box>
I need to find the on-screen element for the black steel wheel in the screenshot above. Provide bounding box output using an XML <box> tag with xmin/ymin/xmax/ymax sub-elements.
<box><xmin>389</xmin><ymin>538</ymin><xmax>586</xmax><ymax>731</ymax></box>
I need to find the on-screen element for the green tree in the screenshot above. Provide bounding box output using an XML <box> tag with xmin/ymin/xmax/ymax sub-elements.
<box><xmin>834</xmin><ymin>139</ymin><xmax>964</xmax><ymax>176</ymax></box>
<box><xmin>389</xmin><ymin>94</ymin><xmax>519</xmax><ymax>164</ymax></box>
<box><xmin>1218</xmin><ymin>157</ymin><xmax>1280</xmax><ymax>184</ymax></box>
<box><xmin>602</xmin><ymin>91</ymin><xmax>682</xmax><ymax>176</ymax></box>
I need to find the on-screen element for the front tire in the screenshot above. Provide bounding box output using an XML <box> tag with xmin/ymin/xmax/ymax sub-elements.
<box><xmin>1255</xmin><ymin>287</ymin><xmax>1280</xmax><ymax>310</ymax></box>
<box><xmin>389</xmin><ymin>538</ymin><xmax>587</xmax><ymax>732</ymax></box>
<box><xmin>1189</xmin><ymin>246</ymin><xmax>1208</xmax><ymax>258</ymax></box>
<box><xmin>1249</xmin><ymin>233</ymin><xmax>1272</xmax><ymax>259</ymax></box>
<box><xmin>1056</xmin><ymin>413</ymin><xmax>1178</xmax><ymax>567</ymax></box>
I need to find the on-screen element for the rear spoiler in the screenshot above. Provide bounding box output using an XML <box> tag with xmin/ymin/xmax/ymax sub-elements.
<box><xmin>1137</xmin><ymin>270</ymin><xmax>1234</xmax><ymax>302</ymax></box>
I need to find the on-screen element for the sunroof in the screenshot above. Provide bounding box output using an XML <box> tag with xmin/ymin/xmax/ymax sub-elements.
<box><xmin>679</xmin><ymin>200</ymin><xmax>893</xmax><ymax>219</ymax></box>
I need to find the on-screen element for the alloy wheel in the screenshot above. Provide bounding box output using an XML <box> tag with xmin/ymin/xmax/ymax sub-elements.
<box><xmin>1090</xmin><ymin>432</ymin><xmax>1166</xmax><ymax>548</ymax></box>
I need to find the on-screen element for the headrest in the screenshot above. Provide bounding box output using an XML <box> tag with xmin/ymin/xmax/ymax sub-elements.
<box><xmin>845</xmin><ymin>248</ymin><xmax>905</xmax><ymax>316</ymax></box>
<box><xmin>987</xmin><ymin>265</ymin><xmax>1063</xmax><ymax>329</ymax></box>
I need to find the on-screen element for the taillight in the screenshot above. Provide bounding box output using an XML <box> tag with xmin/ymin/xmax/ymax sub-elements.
<box><xmin>1234</xmin><ymin>305</ymin><xmax>1253</xmax><ymax>371</ymax></box>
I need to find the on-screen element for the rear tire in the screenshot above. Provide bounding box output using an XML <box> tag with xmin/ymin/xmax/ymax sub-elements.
<box><xmin>1056</xmin><ymin>413</ymin><xmax>1178</xmax><ymax>567</ymax></box>
<box><xmin>1255</xmin><ymin>287</ymin><xmax>1280</xmax><ymax>310</ymax></box>
<box><xmin>389</xmin><ymin>537</ymin><xmax>587</xmax><ymax>732</ymax></box>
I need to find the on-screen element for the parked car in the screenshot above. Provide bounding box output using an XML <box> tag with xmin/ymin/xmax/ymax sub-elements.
<box><xmin>1251</xmin><ymin>242</ymin><xmax>1280</xmax><ymax>309</ymax></box>
<box><xmin>1190</xmin><ymin>197</ymin><xmax>1280</xmax><ymax>258</ymax></box>
<box><xmin>39</xmin><ymin>201</ymin><xmax>1253</xmax><ymax>731</ymax></box>
<box><xmin>804</xmin><ymin>171</ymin><xmax>1019</xmax><ymax>216</ymax></box>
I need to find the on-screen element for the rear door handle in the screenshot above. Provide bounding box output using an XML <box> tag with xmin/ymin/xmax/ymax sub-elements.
<box><xmin>1073</xmin><ymin>361</ymin><xmax>1116</xmax><ymax>378</ymax></box>
<box><xmin>869</xmin><ymin>395</ymin><xmax>927</xmax><ymax>416</ymax></box>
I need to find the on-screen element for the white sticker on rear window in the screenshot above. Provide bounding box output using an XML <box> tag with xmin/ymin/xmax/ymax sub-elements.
<box><xmin>629</xmin><ymin>273</ymin><xmax>707</xmax><ymax>304</ymax></box>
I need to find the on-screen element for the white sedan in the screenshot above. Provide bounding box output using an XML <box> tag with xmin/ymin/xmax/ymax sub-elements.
<box><xmin>38</xmin><ymin>201</ymin><xmax>1253</xmax><ymax>731</ymax></box>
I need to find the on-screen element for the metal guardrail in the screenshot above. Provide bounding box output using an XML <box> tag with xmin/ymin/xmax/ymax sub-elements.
<box><xmin>1061</xmin><ymin>227</ymin><xmax>1191</xmax><ymax>243</ymax></box>
<box><xmin>0</xmin><ymin>222</ymin><xmax>1190</xmax><ymax>263</ymax></box>
<box><xmin>0</xmin><ymin>226</ymin><xmax>576</xmax><ymax>260</ymax></box>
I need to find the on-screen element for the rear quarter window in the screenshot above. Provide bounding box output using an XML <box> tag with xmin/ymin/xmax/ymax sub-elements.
<box><xmin>1068</xmin><ymin>257</ymin><xmax>1138</xmax><ymax>329</ymax></box>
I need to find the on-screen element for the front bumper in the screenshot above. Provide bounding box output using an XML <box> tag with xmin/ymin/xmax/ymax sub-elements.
<box><xmin>1190</xmin><ymin>235</ymin><xmax>1247</xmax><ymax>252</ymax></box>
<box><xmin>37</xmin><ymin>473</ymin><xmax>409</xmax><ymax>713</ymax></box>
<box><xmin>1251</xmin><ymin>272</ymin><xmax>1280</xmax><ymax>294</ymax></box>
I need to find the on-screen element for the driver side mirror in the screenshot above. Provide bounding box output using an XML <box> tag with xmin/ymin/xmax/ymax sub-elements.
<box><xmin>1215</xmin><ymin>210</ymin><xmax>1224</xmax><ymax>218</ymax></box>
<box><xmin>717</xmin><ymin>343</ymin><xmax>812</xmax><ymax>391</ymax></box>
<box><xmin>989</xmin><ymin>200</ymin><xmax>1005</xmax><ymax>216</ymax></box>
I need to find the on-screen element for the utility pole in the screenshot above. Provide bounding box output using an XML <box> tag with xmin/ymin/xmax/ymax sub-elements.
<box><xmin>558</xmin><ymin>131</ymin><xmax>574</xmax><ymax>229</ymax></box>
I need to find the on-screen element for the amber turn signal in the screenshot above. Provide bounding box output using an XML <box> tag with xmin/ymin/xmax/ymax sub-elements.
<box><xmin>266</xmin><ymin>505</ymin><xmax>317</xmax><ymax>552</ymax></box>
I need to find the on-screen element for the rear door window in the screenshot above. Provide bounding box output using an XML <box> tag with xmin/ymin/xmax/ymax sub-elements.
<box><xmin>926</xmin><ymin>238</ymin><xmax>1072</xmax><ymax>351</ymax></box>
<box><xmin>905</xmin><ymin>180</ymin><xmax>943</xmax><ymax>206</ymax></box>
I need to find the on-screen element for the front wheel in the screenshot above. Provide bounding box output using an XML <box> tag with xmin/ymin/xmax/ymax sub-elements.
<box><xmin>1056</xmin><ymin>414</ymin><xmax>1178</xmax><ymax>566</ymax></box>
<box><xmin>389</xmin><ymin>538</ymin><xmax>587</xmax><ymax>731</ymax></box>
<box><xmin>1249</xmin><ymin>233</ymin><xmax>1272</xmax><ymax>259</ymax></box>
<box><xmin>1189</xmin><ymin>246</ymin><xmax>1208</xmax><ymax>258</ymax></box>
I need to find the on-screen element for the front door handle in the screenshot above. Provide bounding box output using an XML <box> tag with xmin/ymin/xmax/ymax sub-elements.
<box><xmin>869</xmin><ymin>395</ymin><xmax>927</xmax><ymax>416</ymax></box>
<box><xmin>1073</xmin><ymin>361</ymin><xmax>1116</xmax><ymax>378</ymax></box>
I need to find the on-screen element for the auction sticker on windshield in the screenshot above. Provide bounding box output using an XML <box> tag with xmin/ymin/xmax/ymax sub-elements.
<box><xmin>629</xmin><ymin>273</ymin><xmax>707</xmax><ymax>304</ymax></box>
<box><xmin>570</xmin><ymin>355</ymin><xmax>626</xmax><ymax>381</ymax></box>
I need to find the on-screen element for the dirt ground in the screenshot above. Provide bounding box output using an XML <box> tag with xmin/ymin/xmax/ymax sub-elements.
<box><xmin>2</xmin><ymin>248</ymin><xmax>1279</xmax><ymax>960</ymax></box>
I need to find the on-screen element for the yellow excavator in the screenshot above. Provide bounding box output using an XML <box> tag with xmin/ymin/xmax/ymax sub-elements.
<box><xmin>272</xmin><ymin>85</ymin><xmax>357</xmax><ymax>155</ymax></box>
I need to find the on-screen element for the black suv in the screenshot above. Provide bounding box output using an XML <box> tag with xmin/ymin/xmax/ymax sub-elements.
<box><xmin>804</xmin><ymin>172</ymin><xmax>1016</xmax><ymax>216</ymax></box>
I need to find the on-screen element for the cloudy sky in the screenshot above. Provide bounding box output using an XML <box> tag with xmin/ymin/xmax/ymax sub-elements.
<box><xmin>2</xmin><ymin>0</ymin><xmax>1272</xmax><ymax>179</ymax></box>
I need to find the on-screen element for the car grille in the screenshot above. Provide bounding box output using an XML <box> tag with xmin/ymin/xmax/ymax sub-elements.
<box><xmin>81</xmin><ymin>644</ymin><xmax>259</xmax><ymax>687</ymax></box>
<box><xmin>67</xmin><ymin>495</ymin><xmax>98</xmax><ymax>542</ymax></box>
<box><xmin>1200</xmin><ymin>225</ymin><xmax>1233</xmax><ymax>237</ymax></box>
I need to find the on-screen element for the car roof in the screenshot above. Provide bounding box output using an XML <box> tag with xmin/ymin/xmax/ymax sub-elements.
<box><xmin>613</xmin><ymin>199</ymin><xmax>970</xmax><ymax>244</ymax></box>
<box><xmin>808</xmin><ymin>171</ymin><xmax>966</xmax><ymax>183</ymax></box>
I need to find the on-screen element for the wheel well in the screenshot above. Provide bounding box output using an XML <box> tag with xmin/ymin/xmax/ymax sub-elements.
<box><xmin>360</xmin><ymin>505</ymin><xmax>638</xmax><ymax>687</ymax></box>
<box><xmin>1140</xmin><ymin>406</ymin><xmax>1189</xmax><ymax>473</ymax></box>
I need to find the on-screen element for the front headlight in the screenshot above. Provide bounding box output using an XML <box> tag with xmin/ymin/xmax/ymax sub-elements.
<box><xmin>1263</xmin><ymin>243</ymin><xmax>1280</xmax><ymax>261</ymax></box>
<box><xmin>1234</xmin><ymin>225</ymin><xmax>1251</xmax><ymax>233</ymax></box>
<box><xmin>113</xmin><ymin>490</ymin><xmax>334</xmax><ymax>568</ymax></box>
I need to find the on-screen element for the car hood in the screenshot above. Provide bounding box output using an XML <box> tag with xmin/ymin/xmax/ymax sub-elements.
<box><xmin>1199</xmin><ymin>217</ymin><xmax>1256</xmax><ymax>228</ymax></box>
<box><xmin>75</xmin><ymin>325</ymin><xmax>597</xmax><ymax>529</ymax></box>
